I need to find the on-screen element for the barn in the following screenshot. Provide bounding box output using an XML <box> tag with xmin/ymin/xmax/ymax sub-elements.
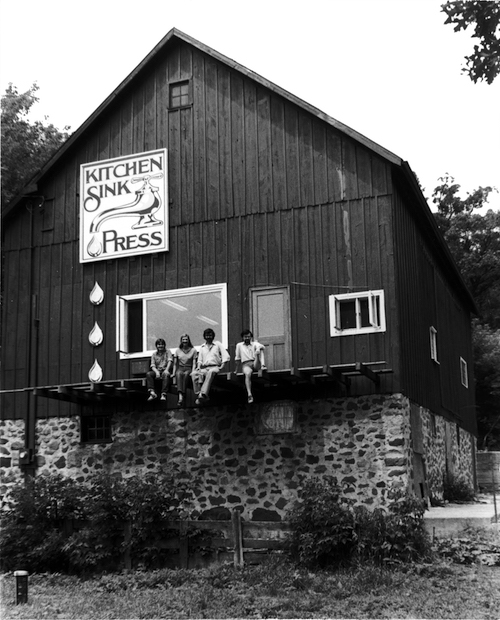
<box><xmin>1</xmin><ymin>29</ymin><xmax>477</xmax><ymax>519</ymax></box>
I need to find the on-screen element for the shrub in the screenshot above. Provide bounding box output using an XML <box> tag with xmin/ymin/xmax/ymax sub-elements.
<box><xmin>443</xmin><ymin>473</ymin><xmax>475</xmax><ymax>502</ymax></box>
<box><xmin>0</xmin><ymin>474</ymin><xmax>86</xmax><ymax>572</ymax></box>
<box><xmin>355</xmin><ymin>490</ymin><xmax>432</xmax><ymax>565</ymax></box>
<box><xmin>0</xmin><ymin>472</ymin><xmax>193</xmax><ymax>573</ymax></box>
<box><xmin>286</xmin><ymin>477</ymin><xmax>357</xmax><ymax>568</ymax></box>
<box><xmin>286</xmin><ymin>479</ymin><xmax>433</xmax><ymax>569</ymax></box>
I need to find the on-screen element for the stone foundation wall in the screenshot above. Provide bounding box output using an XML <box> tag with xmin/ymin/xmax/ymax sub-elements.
<box><xmin>0</xmin><ymin>420</ymin><xmax>26</xmax><ymax>500</ymax></box>
<box><xmin>1</xmin><ymin>394</ymin><xmax>477</xmax><ymax>519</ymax></box>
<box><xmin>419</xmin><ymin>406</ymin><xmax>475</xmax><ymax>500</ymax></box>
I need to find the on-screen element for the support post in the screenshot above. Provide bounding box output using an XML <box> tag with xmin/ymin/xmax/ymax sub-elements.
<box><xmin>232</xmin><ymin>509</ymin><xmax>244</xmax><ymax>568</ymax></box>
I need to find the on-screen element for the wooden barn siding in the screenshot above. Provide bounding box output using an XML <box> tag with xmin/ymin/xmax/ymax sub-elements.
<box><xmin>1</xmin><ymin>41</ymin><xmax>399</xmax><ymax>419</ymax></box>
<box><xmin>392</xmin><ymin>188</ymin><xmax>476</xmax><ymax>434</ymax></box>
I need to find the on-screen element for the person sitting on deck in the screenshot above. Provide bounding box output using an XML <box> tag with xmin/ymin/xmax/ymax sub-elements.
<box><xmin>172</xmin><ymin>333</ymin><xmax>197</xmax><ymax>406</ymax></box>
<box><xmin>234</xmin><ymin>329</ymin><xmax>266</xmax><ymax>404</ymax></box>
<box><xmin>192</xmin><ymin>329</ymin><xmax>230</xmax><ymax>405</ymax></box>
<box><xmin>146</xmin><ymin>338</ymin><xmax>173</xmax><ymax>402</ymax></box>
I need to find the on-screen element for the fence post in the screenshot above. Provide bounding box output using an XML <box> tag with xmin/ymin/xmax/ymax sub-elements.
<box><xmin>232</xmin><ymin>509</ymin><xmax>243</xmax><ymax>568</ymax></box>
<box><xmin>179</xmin><ymin>519</ymin><xmax>189</xmax><ymax>569</ymax></box>
<box><xmin>122</xmin><ymin>520</ymin><xmax>132</xmax><ymax>571</ymax></box>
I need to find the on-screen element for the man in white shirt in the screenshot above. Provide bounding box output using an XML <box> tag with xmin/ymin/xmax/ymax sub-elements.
<box><xmin>192</xmin><ymin>328</ymin><xmax>230</xmax><ymax>405</ymax></box>
<box><xmin>234</xmin><ymin>329</ymin><xmax>266</xmax><ymax>403</ymax></box>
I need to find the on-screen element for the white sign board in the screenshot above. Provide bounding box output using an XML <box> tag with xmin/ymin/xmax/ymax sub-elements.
<box><xmin>79</xmin><ymin>149</ymin><xmax>168</xmax><ymax>263</ymax></box>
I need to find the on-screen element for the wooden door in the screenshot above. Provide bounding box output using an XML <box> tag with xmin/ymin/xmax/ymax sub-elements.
<box><xmin>250</xmin><ymin>287</ymin><xmax>291</xmax><ymax>371</ymax></box>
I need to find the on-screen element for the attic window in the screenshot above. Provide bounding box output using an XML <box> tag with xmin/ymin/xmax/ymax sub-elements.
<box><xmin>169</xmin><ymin>80</ymin><xmax>191</xmax><ymax>109</ymax></box>
<box><xmin>329</xmin><ymin>290</ymin><xmax>386</xmax><ymax>337</ymax></box>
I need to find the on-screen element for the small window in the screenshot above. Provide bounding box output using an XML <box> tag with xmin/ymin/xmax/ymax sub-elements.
<box><xmin>430</xmin><ymin>326</ymin><xmax>439</xmax><ymax>363</ymax></box>
<box><xmin>329</xmin><ymin>290</ymin><xmax>386</xmax><ymax>337</ymax></box>
<box><xmin>117</xmin><ymin>283</ymin><xmax>228</xmax><ymax>358</ymax></box>
<box><xmin>81</xmin><ymin>416</ymin><xmax>112</xmax><ymax>444</ymax></box>
<box><xmin>169</xmin><ymin>80</ymin><xmax>191</xmax><ymax>108</ymax></box>
<box><xmin>460</xmin><ymin>357</ymin><xmax>468</xmax><ymax>388</ymax></box>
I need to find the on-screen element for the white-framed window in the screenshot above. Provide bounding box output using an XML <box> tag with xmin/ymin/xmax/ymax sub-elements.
<box><xmin>329</xmin><ymin>289</ymin><xmax>386</xmax><ymax>337</ymax></box>
<box><xmin>117</xmin><ymin>283</ymin><xmax>228</xmax><ymax>359</ymax></box>
<box><xmin>460</xmin><ymin>357</ymin><xmax>469</xmax><ymax>388</ymax></box>
<box><xmin>430</xmin><ymin>326</ymin><xmax>439</xmax><ymax>363</ymax></box>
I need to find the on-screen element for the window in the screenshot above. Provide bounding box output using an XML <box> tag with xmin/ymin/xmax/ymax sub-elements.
<box><xmin>169</xmin><ymin>80</ymin><xmax>191</xmax><ymax>108</ymax></box>
<box><xmin>117</xmin><ymin>283</ymin><xmax>228</xmax><ymax>358</ymax></box>
<box><xmin>329</xmin><ymin>290</ymin><xmax>386</xmax><ymax>336</ymax></box>
<box><xmin>429</xmin><ymin>326</ymin><xmax>439</xmax><ymax>362</ymax></box>
<box><xmin>460</xmin><ymin>357</ymin><xmax>468</xmax><ymax>388</ymax></box>
<box><xmin>81</xmin><ymin>416</ymin><xmax>112</xmax><ymax>443</ymax></box>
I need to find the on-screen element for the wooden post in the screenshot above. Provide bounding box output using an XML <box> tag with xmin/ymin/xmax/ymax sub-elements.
<box><xmin>232</xmin><ymin>509</ymin><xmax>243</xmax><ymax>568</ymax></box>
<box><xmin>179</xmin><ymin>519</ymin><xmax>189</xmax><ymax>569</ymax></box>
<box><xmin>122</xmin><ymin>520</ymin><xmax>132</xmax><ymax>571</ymax></box>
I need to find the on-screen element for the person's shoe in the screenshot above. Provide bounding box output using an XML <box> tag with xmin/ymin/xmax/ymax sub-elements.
<box><xmin>248</xmin><ymin>395</ymin><xmax>254</xmax><ymax>404</ymax></box>
<box><xmin>160</xmin><ymin>393</ymin><xmax>167</xmax><ymax>401</ymax></box>
<box><xmin>148</xmin><ymin>391</ymin><xmax>157</xmax><ymax>401</ymax></box>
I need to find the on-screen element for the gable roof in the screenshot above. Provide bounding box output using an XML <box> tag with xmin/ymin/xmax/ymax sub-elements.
<box><xmin>1</xmin><ymin>28</ymin><xmax>476</xmax><ymax>314</ymax></box>
<box><xmin>3</xmin><ymin>27</ymin><xmax>401</xmax><ymax>219</ymax></box>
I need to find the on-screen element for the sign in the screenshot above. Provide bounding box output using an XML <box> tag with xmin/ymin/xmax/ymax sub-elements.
<box><xmin>79</xmin><ymin>149</ymin><xmax>168</xmax><ymax>263</ymax></box>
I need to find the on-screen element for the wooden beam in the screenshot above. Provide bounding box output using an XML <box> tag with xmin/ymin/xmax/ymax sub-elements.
<box><xmin>355</xmin><ymin>362</ymin><xmax>380</xmax><ymax>385</ymax></box>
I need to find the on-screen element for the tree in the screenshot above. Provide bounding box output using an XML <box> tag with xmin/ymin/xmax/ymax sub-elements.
<box><xmin>433</xmin><ymin>175</ymin><xmax>500</xmax><ymax>450</ymax></box>
<box><xmin>433</xmin><ymin>175</ymin><xmax>500</xmax><ymax>329</ymax></box>
<box><xmin>441</xmin><ymin>1</ymin><xmax>500</xmax><ymax>84</ymax></box>
<box><xmin>1</xmin><ymin>83</ymin><xmax>70</xmax><ymax>206</ymax></box>
<box><xmin>473</xmin><ymin>322</ymin><xmax>500</xmax><ymax>450</ymax></box>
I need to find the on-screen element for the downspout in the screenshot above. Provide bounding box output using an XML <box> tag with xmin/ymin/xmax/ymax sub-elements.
<box><xmin>22</xmin><ymin>198</ymin><xmax>41</xmax><ymax>479</ymax></box>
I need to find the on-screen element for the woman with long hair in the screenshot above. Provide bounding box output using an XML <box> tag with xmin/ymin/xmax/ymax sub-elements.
<box><xmin>172</xmin><ymin>334</ymin><xmax>197</xmax><ymax>406</ymax></box>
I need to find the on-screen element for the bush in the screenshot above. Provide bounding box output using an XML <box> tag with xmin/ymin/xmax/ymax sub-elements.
<box><xmin>287</xmin><ymin>477</ymin><xmax>357</xmax><ymax>568</ymax></box>
<box><xmin>0</xmin><ymin>474</ymin><xmax>86</xmax><ymax>572</ymax></box>
<box><xmin>355</xmin><ymin>490</ymin><xmax>432</xmax><ymax>565</ymax></box>
<box><xmin>0</xmin><ymin>472</ymin><xmax>192</xmax><ymax>573</ymax></box>
<box><xmin>443</xmin><ymin>473</ymin><xmax>475</xmax><ymax>502</ymax></box>
<box><xmin>286</xmin><ymin>478</ymin><xmax>433</xmax><ymax>569</ymax></box>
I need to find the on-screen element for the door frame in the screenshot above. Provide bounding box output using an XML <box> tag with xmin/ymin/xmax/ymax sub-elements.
<box><xmin>249</xmin><ymin>285</ymin><xmax>292</xmax><ymax>370</ymax></box>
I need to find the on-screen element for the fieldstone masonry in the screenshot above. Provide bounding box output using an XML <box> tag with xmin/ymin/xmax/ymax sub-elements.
<box><xmin>0</xmin><ymin>394</ymin><xmax>475</xmax><ymax>518</ymax></box>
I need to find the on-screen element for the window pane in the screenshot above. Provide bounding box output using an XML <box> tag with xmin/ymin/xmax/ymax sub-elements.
<box><xmin>339</xmin><ymin>300</ymin><xmax>356</xmax><ymax>329</ymax></box>
<box><xmin>146</xmin><ymin>291</ymin><xmax>222</xmax><ymax>349</ymax></box>
<box><xmin>359</xmin><ymin>298</ymin><xmax>370</xmax><ymax>327</ymax></box>
<box><xmin>127</xmin><ymin>300</ymin><xmax>143</xmax><ymax>353</ymax></box>
<box><xmin>256</xmin><ymin>293</ymin><xmax>285</xmax><ymax>337</ymax></box>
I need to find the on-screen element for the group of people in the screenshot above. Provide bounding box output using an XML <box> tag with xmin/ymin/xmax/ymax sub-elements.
<box><xmin>146</xmin><ymin>328</ymin><xmax>266</xmax><ymax>406</ymax></box>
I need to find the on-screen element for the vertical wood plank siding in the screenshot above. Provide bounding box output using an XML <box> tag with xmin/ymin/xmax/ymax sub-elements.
<box><xmin>3</xmin><ymin>41</ymin><xmax>404</xmax><ymax>419</ymax></box>
<box><xmin>392</xmin><ymin>186</ymin><xmax>476</xmax><ymax>435</ymax></box>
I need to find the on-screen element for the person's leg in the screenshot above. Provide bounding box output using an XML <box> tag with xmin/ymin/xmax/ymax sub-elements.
<box><xmin>243</xmin><ymin>363</ymin><xmax>254</xmax><ymax>399</ymax></box>
<box><xmin>191</xmin><ymin>368</ymin><xmax>203</xmax><ymax>395</ymax></box>
<box><xmin>199</xmin><ymin>367</ymin><xmax>218</xmax><ymax>398</ymax></box>
<box><xmin>160</xmin><ymin>371</ymin><xmax>171</xmax><ymax>399</ymax></box>
<box><xmin>146</xmin><ymin>371</ymin><xmax>157</xmax><ymax>398</ymax></box>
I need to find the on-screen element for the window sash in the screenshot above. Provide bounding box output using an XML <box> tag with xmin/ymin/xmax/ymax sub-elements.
<box><xmin>117</xmin><ymin>283</ymin><xmax>227</xmax><ymax>358</ymax></box>
<box><xmin>329</xmin><ymin>290</ymin><xmax>385</xmax><ymax>336</ymax></box>
<box><xmin>430</xmin><ymin>326</ymin><xmax>438</xmax><ymax>362</ymax></box>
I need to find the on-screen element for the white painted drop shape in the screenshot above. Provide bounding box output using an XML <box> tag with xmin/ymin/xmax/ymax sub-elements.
<box><xmin>88</xmin><ymin>359</ymin><xmax>103</xmax><ymax>383</ymax></box>
<box><xmin>89</xmin><ymin>282</ymin><xmax>104</xmax><ymax>305</ymax></box>
<box><xmin>89</xmin><ymin>321</ymin><xmax>103</xmax><ymax>346</ymax></box>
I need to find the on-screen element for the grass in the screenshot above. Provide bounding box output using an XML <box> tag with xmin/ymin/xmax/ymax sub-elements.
<box><xmin>1</xmin><ymin>559</ymin><xmax>499</xmax><ymax>619</ymax></box>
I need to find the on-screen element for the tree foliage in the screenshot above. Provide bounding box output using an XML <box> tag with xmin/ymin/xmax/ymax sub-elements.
<box><xmin>1</xmin><ymin>83</ymin><xmax>70</xmax><ymax>206</ymax></box>
<box><xmin>442</xmin><ymin>1</ymin><xmax>500</xmax><ymax>84</ymax></box>
<box><xmin>433</xmin><ymin>175</ymin><xmax>500</xmax><ymax>449</ymax></box>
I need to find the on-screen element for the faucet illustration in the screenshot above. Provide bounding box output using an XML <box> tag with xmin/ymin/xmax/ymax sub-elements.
<box><xmin>89</xmin><ymin>173</ymin><xmax>164</xmax><ymax>233</ymax></box>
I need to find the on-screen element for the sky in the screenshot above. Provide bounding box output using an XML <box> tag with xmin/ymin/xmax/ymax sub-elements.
<box><xmin>1</xmin><ymin>0</ymin><xmax>499</xmax><ymax>211</ymax></box>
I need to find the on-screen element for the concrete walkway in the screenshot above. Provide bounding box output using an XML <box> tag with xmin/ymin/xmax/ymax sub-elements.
<box><xmin>424</xmin><ymin>494</ymin><xmax>500</xmax><ymax>538</ymax></box>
